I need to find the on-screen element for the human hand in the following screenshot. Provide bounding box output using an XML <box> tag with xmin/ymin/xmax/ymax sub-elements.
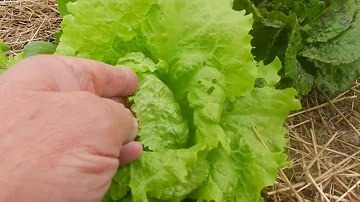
<box><xmin>0</xmin><ymin>55</ymin><xmax>142</xmax><ymax>202</ymax></box>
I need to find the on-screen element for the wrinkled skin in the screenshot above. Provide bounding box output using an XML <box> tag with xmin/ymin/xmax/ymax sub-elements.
<box><xmin>0</xmin><ymin>55</ymin><xmax>142</xmax><ymax>202</ymax></box>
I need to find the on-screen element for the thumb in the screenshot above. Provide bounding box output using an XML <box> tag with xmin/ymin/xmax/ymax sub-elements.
<box><xmin>119</xmin><ymin>141</ymin><xmax>143</xmax><ymax>165</ymax></box>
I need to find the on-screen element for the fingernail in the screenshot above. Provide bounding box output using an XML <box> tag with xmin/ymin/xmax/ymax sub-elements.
<box><xmin>125</xmin><ymin>108</ymin><xmax>138</xmax><ymax>142</ymax></box>
<box><xmin>133</xmin><ymin>141</ymin><xmax>143</xmax><ymax>151</ymax></box>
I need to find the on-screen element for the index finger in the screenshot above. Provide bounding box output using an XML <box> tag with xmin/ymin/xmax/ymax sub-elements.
<box><xmin>0</xmin><ymin>55</ymin><xmax>138</xmax><ymax>97</ymax></box>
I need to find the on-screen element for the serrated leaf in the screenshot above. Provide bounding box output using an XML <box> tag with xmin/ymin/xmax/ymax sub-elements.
<box><xmin>129</xmin><ymin>144</ymin><xmax>206</xmax><ymax>202</ymax></box>
<box><xmin>191</xmin><ymin>87</ymin><xmax>301</xmax><ymax>202</ymax></box>
<box><xmin>248</xmin><ymin>7</ymin><xmax>289</xmax><ymax>63</ymax></box>
<box><xmin>188</xmin><ymin>66</ymin><xmax>230</xmax><ymax>152</ymax></box>
<box><xmin>257</xmin><ymin>56</ymin><xmax>282</xmax><ymax>86</ymax></box>
<box><xmin>109</xmin><ymin>165</ymin><xmax>130</xmax><ymax>200</ymax></box>
<box><xmin>130</xmin><ymin>73</ymin><xmax>189</xmax><ymax>151</ymax></box>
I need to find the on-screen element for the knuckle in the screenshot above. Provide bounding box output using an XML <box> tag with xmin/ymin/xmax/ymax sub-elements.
<box><xmin>18</xmin><ymin>55</ymin><xmax>51</xmax><ymax>67</ymax></box>
<box><xmin>64</xmin><ymin>92</ymin><xmax>130</xmax><ymax>137</ymax></box>
<box><xmin>71</xmin><ymin>91</ymin><xmax>97</xmax><ymax>104</ymax></box>
<box><xmin>70</xmin><ymin>92</ymin><xmax>107</xmax><ymax>119</ymax></box>
<box><xmin>73</xmin><ymin>93</ymin><xmax>116</xmax><ymax>131</ymax></box>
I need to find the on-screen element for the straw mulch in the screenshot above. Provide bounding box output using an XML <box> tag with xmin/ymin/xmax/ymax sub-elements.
<box><xmin>265</xmin><ymin>84</ymin><xmax>360</xmax><ymax>202</ymax></box>
<box><xmin>0</xmin><ymin>0</ymin><xmax>61</xmax><ymax>55</ymax></box>
<box><xmin>1</xmin><ymin>1</ymin><xmax>360</xmax><ymax>202</ymax></box>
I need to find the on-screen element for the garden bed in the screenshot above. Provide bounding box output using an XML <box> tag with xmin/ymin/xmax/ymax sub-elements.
<box><xmin>1</xmin><ymin>1</ymin><xmax>359</xmax><ymax>201</ymax></box>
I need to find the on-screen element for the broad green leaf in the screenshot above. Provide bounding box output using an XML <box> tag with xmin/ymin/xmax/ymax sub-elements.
<box><xmin>56</xmin><ymin>0</ymin><xmax>156</xmax><ymax>64</ymax></box>
<box><xmin>116</xmin><ymin>52</ymin><xmax>168</xmax><ymax>76</ymax></box>
<box><xmin>193</xmin><ymin>116</ymin><xmax>230</xmax><ymax>153</ymax></box>
<box><xmin>301</xmin><ymin>3</ymin><xmax>360</xmax><ymax>65</ymax></box>
<box><xmin>304</xmin><ymin>0</ymin><xmax>356</xmax><ymax>43</ymax></box>
<box><xmin>191</xmin><ymin>141</ymin><xmax>279</xmax><ymax>202</ymax></box>
<box><xmin>56</xmin><ymin>0</ymin><xmax>258</xmax><ymax>99</ymax></box>
<box><xmin>159</xmin><ymin>160</ymin><xmax>209</xmax><ymax>201</ymax></box>
<box><xmin>130</xmin><ymin>73</ymin><xmax>189</xmax><ymax>151</ymax></box>
<box><xmin>23</xmin><ymin>41</ymin><xmax>58</xmax><ymax>58</ymax></box>
<box><xmin>221</xmin><ymin>87</ymin><xmax>301</xmax><ymax>155</ymax></box>
<box><xmin>101</xmin><ymin>191</ymin><xmax>112</xmax><ymax>202</ymax></box>
<box><xmin>304</xmin><ymin>0</ymin><xmax>327</xmax><ymax>23</ymax></box>
<box><xmin>141</xmin><ymin>0</ymin><xmax>257</xmax><ymax>100</ymax></box>
<box><xmin>191</xmin><ymin>86</ymin><xmax>300</xmax><ymax>202</ymax></box>
<box><xmin>188</xmin><ymin>66</ymin><xmax>230</xmax><ymax>152</ymax></box>
<box><xmin>281</xmin><ymin>15</ymin><xmax>314</xmax><ymax>94</ymax></box>
<box><xmin>128</xmin><ymin>144</ymin><xmax>207</xmax><ymax>202</ymax></box>
<box><xmin>109</xmin><ymin>165</ymin><xmax>131</xmax><ymax>200</ymax></box>
<box><xmin>314</xmin><ymin>59</ymin><xmax>360</xmax><ymax>93</ymax></box>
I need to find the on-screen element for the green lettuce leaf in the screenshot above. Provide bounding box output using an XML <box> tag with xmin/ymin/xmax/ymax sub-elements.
<box><xmin>190</xmin><ymin>141</ymin><xmax>279</xmax><ymax>202</ymax></box>
<box><xmin>128</xmin><ymin>144</ymin><xmax>207</xmax><ymax>202</ymax></box>
<box><xmin>56</xmin><ymin>0</ymin><xmax>156</xmax><ymax>64</ymax></box>
<box><xmin>221</xmin><ymin>87</ymin><xmax>301</xmax><ymax>155</ymax></box>
<box><xmin>130</xmin><ymin>73</ymin><xmax>189</xmax><ymax>151</ymax></box>
<box><xmin>56</xmin><ymin>0</ymin><xmax>258</xmax><ymax>99</ymax></box>
<box><xmin>109</xmin><ymin>166</ymin><xmax>131</xmax><ymax>200</ymax></box>
<box><xmin>116</xmin><ymin>52</ymin><xmax>168</xmax><ymax>75</ymax></box>
<box><xmin>256</xmin><ymin>56</ymin><xmax>282</xmax><ymax>86</ymax></box>
<box><xmin>187</xmin><ymin>66</ymin><xmax>230</xmax><ymax>152</ymax></box>
<box><xmin>190</xmin><ymin>86</ymin><xmax>301</xmax><ymax>201</ymax></box>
